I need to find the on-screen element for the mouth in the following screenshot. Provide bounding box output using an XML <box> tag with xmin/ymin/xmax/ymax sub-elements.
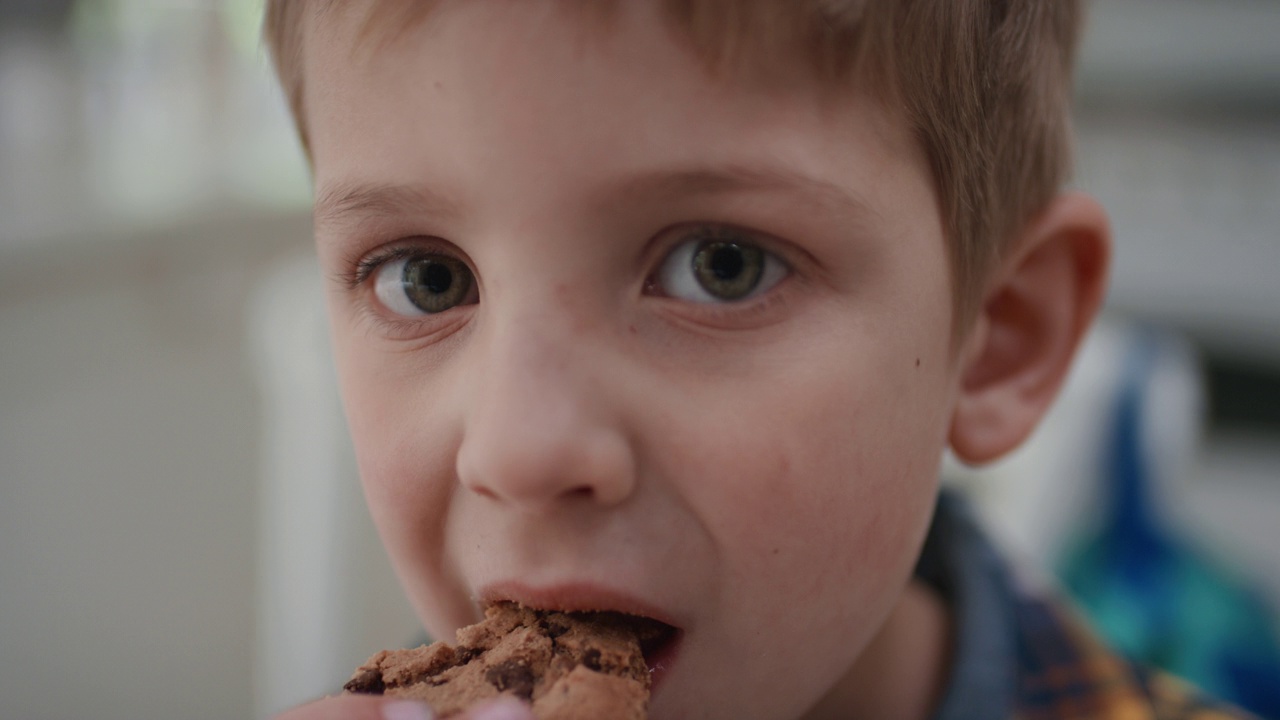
<box><xmin>479</xmin><ymin>584</ymin><xmax>683</xmax><ymax>687</ymax></box>
<box><xmin>580</xmin><ymin>608</ymin><xmax>681</xmax><ymax>681</ymax></box>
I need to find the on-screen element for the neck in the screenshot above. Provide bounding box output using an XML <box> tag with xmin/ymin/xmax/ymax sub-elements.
<box><xmin>803</xmin><ymin>579</ymin><xmax>954</xmax><ymax>720</ymax></box>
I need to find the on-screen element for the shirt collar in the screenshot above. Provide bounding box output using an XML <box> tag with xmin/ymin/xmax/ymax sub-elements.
<box><xmin>916</xmin><ymin>490</ymin><xmax>1020</xmax><ymax>720</ymax></box>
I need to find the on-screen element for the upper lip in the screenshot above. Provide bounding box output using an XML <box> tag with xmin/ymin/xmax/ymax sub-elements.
<box><xmin>478</xmin><ymin>580</ymin><xmax>681</xmax><ymax>629</ymax></box>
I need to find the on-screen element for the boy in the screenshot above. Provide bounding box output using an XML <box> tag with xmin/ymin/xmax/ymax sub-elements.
<box><xmin>264</xmin><ymin>2</ymin><xmax>1252</xmax><ymax>718</ymax></box>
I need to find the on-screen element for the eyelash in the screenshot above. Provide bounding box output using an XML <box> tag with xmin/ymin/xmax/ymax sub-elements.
<box><xmin>343</xmin><ymin>245</ymin><xmax>430</xmax><ymax>290</ymax></box>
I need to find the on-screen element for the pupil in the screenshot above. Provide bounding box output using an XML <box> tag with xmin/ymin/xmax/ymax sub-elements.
<box><xmin>709</xmin><ymin>246</ymin><xmax>743</xmax><ymax>280</ymax></box>
<box><xmin>423</xmin><ymin>262</ymin><xmax>453</xmax><ymax>294</ymax></box>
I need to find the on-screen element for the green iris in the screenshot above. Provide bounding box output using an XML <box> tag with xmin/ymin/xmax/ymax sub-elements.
<box><xmin>691</xmin><ymin>241</ymin><xmax>764</xmax><ymax>300</ymax></box>
<box><xmin>402</xmin><ymin>256</ymin><xmax>473</xmax><ymax>314</ymax></box>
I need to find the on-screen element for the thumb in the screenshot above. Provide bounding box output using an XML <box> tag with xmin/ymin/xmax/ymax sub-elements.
<box><xmin>274</xmin><ymin>695</ymin><xmax>435</xmax><ymax>720</ymax></box>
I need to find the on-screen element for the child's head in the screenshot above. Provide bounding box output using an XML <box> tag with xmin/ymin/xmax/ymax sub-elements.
<box><xmin>265</xmin><ymin>2</ymin><xmax>1108</xmax><ymax>717</ymax></box>
<box><xmin>268</xmin><ymin>0</ymin><xmax>1084</xmax><ymax>329</ymax></box>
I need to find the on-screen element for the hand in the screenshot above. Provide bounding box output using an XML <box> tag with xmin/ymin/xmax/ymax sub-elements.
<box><xmin>274</xmin><ymin>695</ymin><xmax>537</xmax><ymax>720</ymax></box>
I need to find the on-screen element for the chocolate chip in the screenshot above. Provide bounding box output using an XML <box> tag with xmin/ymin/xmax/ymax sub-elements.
<box><xmin>343</xmin><ymin>669</ymin><xmax>385</xmax><ymax>695</ymax></box>
<box><xmin>484</xmin><ymin>659</ymin><xmax>536</xmax><ymax>700</ymax></box>
<box><xmin>582</xmin><ymin>648</ymin><xmax>603</xmax><ymax>672</ymax></box>
<box><xmin>542</xmin><ymin>618</ymin><xmax>570</xmax><ymax>638</ymax></box>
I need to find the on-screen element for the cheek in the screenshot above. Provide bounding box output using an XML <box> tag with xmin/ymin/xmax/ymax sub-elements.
<box><xmin>330</xmin><ymin>323</ymin><xmax>475</xmax><ymax>627</ymax></box>
<box><xmin>665</xmin><ymin>337</ymin><xmax>952</xmax><ymax>618</ymax></box>
<box><xmin>328</xmin><ymin>300</ymin><xmax>460</xmax><ymax>511</ymax></box>
<box><xmin>744</xmin><ymin>397</ymin><xmax>935</xmax><ymax>571</ymax></box>
<box><xmin>342</xmin><ymin>363</ymin><xmax>439</xmax><ymax>508</ymax></box>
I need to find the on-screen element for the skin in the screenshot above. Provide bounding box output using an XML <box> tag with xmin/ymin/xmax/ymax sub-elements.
<box><xmin>288</xmin><ymin>2</ymin><xmax>1110</xmax><ymax>719</ymax></box>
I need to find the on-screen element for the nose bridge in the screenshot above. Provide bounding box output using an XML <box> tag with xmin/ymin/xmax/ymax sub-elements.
<box><xmin>456</xmin><ymin>297</ymin><xmax>635</xmax><ymax>510</ymax></box>
<box><xmin>482</xmin><ymin>295</ymin><xmax>589</xmax><ymax>414</ymax></box>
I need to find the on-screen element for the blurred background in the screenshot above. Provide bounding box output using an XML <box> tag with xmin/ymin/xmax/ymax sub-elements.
<box><xmin>0</xmin><ymin>1</ymin><xmax>1277</xmax><ymax>718</ymax></box>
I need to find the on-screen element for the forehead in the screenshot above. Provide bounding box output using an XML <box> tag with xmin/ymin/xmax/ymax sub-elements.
<box><xmin>301</xmin><ymin>0</ymin><xmax>873</xmax><ymax>88</ymax></box>
<box><xmin>299</xmin><ymin>0</ymin><xmax>924</xmax><ymax>237</ymax></box>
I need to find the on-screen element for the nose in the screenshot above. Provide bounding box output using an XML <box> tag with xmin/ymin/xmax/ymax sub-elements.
<box><xmin>455</xmin><ymin>312</ymin><xmax>637</xmax><ymax>512</ymax></box>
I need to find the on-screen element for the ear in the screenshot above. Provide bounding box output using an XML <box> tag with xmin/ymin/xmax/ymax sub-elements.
<box><xmin>949</xmin><ymin>192</ymin><xmax>1111</xmax><ymax>464</ymax></box>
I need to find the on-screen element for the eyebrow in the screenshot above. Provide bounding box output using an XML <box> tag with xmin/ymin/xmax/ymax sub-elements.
<box><xmin>313</xmin><ymin>163</ymin><xmax>874</xmax><ymax>237</ymax></box>
<box><xmin>611</xmin><ymin>163</ymin><xmax>877</xmax><ymax>222</ymax></box>
<box><xmin>313</xmin><ymin>180</ymin><xmax>462</xmax><ymax>233</ymax></box>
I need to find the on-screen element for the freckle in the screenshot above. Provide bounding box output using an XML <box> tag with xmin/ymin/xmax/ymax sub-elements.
<box><xmin>915</xmin><ymin>358</ymin><xmax>921</xmax><ymax>368</ymax></box>
<box><xmin>628</xmin><ymin>325</ymin><xmax>637</xmax><ymax>334</ymax></box>
<box><xmin>771</xmin><ymin>548</ymin><xmax>780</xmax><ymax>555</ymax></box>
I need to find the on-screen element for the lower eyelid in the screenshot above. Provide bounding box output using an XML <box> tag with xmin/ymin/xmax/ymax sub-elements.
<box><xmin>651</xmin><ymin>274</ymin><xmax>795</xmax><ymax>330</ymax></box>
<box><xmin>352</xmin><ymin>300</ymin><xmax>475</xmax><ymax>345</ymax></box>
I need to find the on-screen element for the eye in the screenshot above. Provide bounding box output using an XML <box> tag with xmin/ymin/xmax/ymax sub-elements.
<box><xmin>652</xmin><ymin>229</ymin><xmax>787</xmax><ymax>303</ymax></box>
<box><xmin>373</xmin><ymin>253</ymin><xmax>477</xmax><ymax>316</ymax></box>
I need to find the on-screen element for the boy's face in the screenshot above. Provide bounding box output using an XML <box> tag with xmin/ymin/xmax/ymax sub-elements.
<box><xmin>306</xmin><ymin>3</ymin><xmax>963</xmax><ymax>718</ymax></box>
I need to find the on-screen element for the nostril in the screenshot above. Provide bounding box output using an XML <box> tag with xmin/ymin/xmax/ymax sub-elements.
<box><xmin>472</xmin><ymin>485</ymin><xmax>500</xmax><ymax>500</ymax></box>
<box><xmin>466</xmin><ymin>482</ymin><xmax>593</xmax><ymax>503</ymax></box>
<box><xmin>565</xmin><ymin>486</ymin><xmax>594</xmax><ymax>500</ymax></box>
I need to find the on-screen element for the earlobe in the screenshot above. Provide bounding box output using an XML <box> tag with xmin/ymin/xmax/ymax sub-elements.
<box><xmin>949</xmin><ymin>192</ymin><xmax>1111</xmax><ymax>465</ymax></box>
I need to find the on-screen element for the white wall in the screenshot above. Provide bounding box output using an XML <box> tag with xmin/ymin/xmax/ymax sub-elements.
<box><xmin>0</xmin><ymin>211</ymin><xmax>296</xmax><ymax>720</ymax></box>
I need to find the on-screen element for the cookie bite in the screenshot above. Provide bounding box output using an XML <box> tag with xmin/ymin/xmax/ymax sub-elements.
<box><xmin>345</xmin><ymin>602</ymin><xmax>675</xmax><ymax>719</ymax></box>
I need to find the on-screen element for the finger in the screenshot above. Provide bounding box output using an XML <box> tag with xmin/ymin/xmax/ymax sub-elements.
<box><xmin>273</xmin><ymin>694</ymin><xmax>436</xmax><ymax>720</ymax></box>
<box><xmin>455</xmin><ymin>697</ymin><xmax>537</xmax><ymax>720</ymax></box>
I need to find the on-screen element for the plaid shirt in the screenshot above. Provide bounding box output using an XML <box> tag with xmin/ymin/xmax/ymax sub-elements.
<box><xmin>1013</xmin><ymin>591</ymin><xmax>1256</xmax><ymax>720</ymax></box>
<box><xmin>922</xmin><ymin>492</ymin><xmax>1259</xmax><ymax>720</ymax></box>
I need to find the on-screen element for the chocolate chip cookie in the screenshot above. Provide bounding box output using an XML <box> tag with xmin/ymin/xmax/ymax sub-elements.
<box><xmin>345</xmin><ymin>602</ymin><xmax>669</xmax><ymax>719</ymax></box>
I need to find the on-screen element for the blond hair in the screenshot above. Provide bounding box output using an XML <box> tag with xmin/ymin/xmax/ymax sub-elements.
<box><xmin>264</xmin><ymin>0</ymin><xmax>1083</xmax><ymax>327</ymax></box>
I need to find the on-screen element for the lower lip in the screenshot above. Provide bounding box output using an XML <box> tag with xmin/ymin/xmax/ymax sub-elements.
<box><xmin>646</xmin><ymin>632</ymin><xmax>682</xmax><ymax>693</ymax></box>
